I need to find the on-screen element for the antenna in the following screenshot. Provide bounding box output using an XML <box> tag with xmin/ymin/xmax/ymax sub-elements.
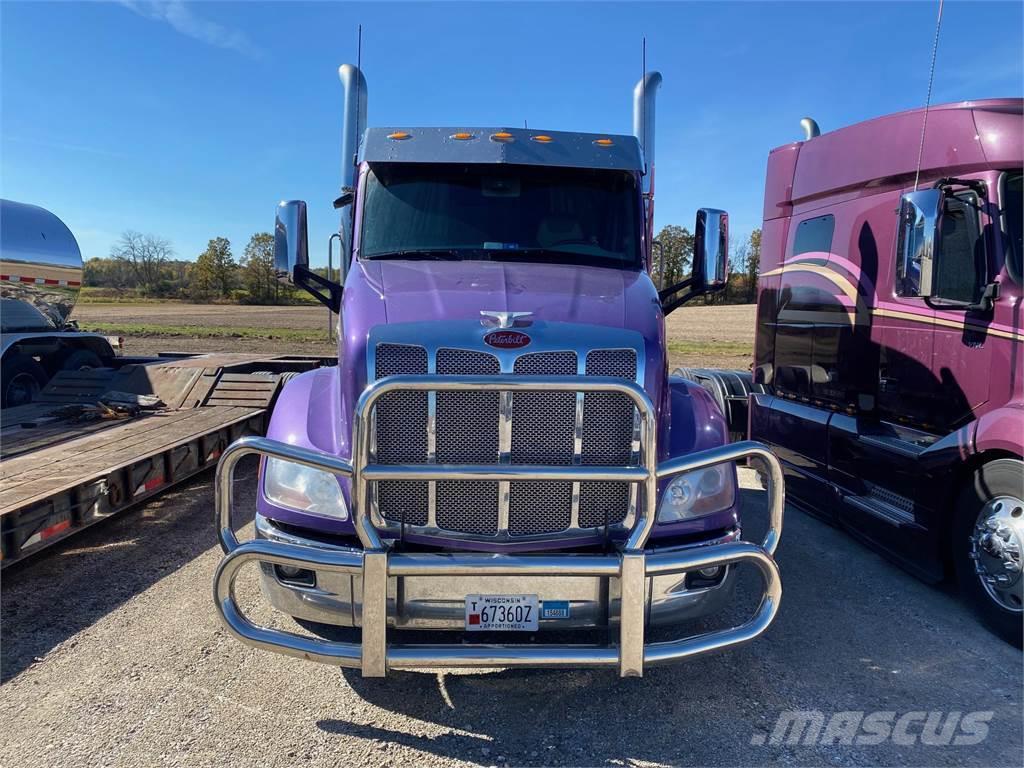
<box><xmin>355</xmin><ymin>24</ymin><xmax>363</xmax><ymax>174</ymax></box>
<box><xmin>913</xmin><ymin>0</ymin><xmax>944</xmax><ymax>191</ymax></box>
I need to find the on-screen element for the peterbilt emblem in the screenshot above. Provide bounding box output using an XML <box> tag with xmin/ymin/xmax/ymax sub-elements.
<box><xmin>480</xmin><ymin>310</ymin><xmax>533</xmax><ymax>329</ymax></box>
<box><xmin>484</xmin><ymin>331</ymin><xmax>531</xmax><ymax>349</ymax></box>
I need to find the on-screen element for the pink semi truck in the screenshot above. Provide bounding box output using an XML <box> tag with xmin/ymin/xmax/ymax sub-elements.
<box><xmin>694</xmin><ymin>100</ymin><xmax>1024</xmax><ymax>643</ymax></box>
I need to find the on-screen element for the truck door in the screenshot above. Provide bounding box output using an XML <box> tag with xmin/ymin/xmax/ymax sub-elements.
<box><xmin>767</xmin><ymin>214</ymin><xmax>837</xmax><ymax>505</ymax></box>
<box><xmin>876</xmin><ymin>257</ymin><xmax>937</xmax><ymax>427</ymax></box>
<box><xmin>928</xmin><ymin>188</ymin><xmax>992</xmax><ymax>429</ymax></box>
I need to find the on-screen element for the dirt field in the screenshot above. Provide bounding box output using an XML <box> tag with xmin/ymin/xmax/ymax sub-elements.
<box><xmin>73</xmin><ymin>303</ymin><xmax>757</xmax><ymax>370</ymax></box>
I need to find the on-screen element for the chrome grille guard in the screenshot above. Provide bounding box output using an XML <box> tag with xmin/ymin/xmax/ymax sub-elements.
<box><xmin>214</xmin><ymin>375</ymin><xmax>785</xmax><ymax>677</ymax></box>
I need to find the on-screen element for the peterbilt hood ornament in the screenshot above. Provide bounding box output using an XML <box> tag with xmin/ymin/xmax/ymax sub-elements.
<box><xmin>480</xmin><ymin>310</ymin><xmax>533</xmax><ymax>329</ymax></box>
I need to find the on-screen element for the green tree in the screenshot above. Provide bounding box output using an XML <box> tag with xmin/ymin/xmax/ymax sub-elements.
<box><xmin>746</xmin><ymin>228</ymin><xmax>761</xmax><ymax>303</ymax></box>
<box><xmin>241</xmin><ymin>232</ymin><xmax>277</xmax><ymax>303</ymax></box>
<box><xmin>652</xmin><ymin>224</ymin><xmax>694</xmax><ymax>289</ymax></box>
<box><xmin>192</xmin><ymin>237</ymin><xmax>236</xmax><ymax>300</ymax></box>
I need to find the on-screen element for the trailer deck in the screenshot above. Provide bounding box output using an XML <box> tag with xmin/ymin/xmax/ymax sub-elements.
<box><xmin>0</xmin><ymin>353</ymin><xmax>329</xmax><ymax>566</ymax></box>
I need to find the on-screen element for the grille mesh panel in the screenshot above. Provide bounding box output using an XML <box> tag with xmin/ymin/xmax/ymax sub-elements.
<box><xmin>509</xmin><ymin>352</ymin><xmax>576</xmax><ymax>536</ymax></box>
<box><xmin>579</xmin><ymin>349</ymin><xmax>638</xmax><ymax>527</ymax></box>
<box><xmin>436</xmin><ymin>480</ymin><xmax>499</xmax><ymax>535</ymax></box>
<box><xmin>509</xmin><ymin>481</ymin><xmax>573</xmax><ymax>536</ymax></box>
<box><xmin>435</xmin><ymin>349</ymin><xmax>501</xmax><ymax>533</ymax></box>
<box><xmin>371</xmin><ymin>342</ymin><xmax>638</xmax><ymax>538</ymax></box>
<box><xmin>578</xmin><ymin>481</ymin><xmax>631</xmax><ymax>528</ymax></box>
<box><xmin>374</xmin><ymin>344</ymin><xmax>428</xmax><ymax>526</ymax></box>
<box><xmin>511</xmin><ymin>352</ymin><xmax>576</xmax><ymax>465</ymax></box>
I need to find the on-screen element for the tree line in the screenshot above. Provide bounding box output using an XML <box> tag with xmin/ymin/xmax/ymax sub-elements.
<box><xmin>84</xmin><ymin>231</ymin><xmax>299</xmax><ymax>304</ymax></box>
<box><xmin>85</xmin><ymin>225</ymin><xmax>763</xmax><ymax>305</ymax></box>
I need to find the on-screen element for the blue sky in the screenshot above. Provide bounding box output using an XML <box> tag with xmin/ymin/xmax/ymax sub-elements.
<box><xmin>2</xmin><ymin>1</ymin><xmax>1022</xmax><ymax>267</ymax></box>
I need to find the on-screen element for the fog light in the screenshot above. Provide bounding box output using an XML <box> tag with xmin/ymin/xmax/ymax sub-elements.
<box><xmin>699</xmin><ymin>566</ymin><xmax>722</xmax><ymax>579</ymax></box>
<box><xmin>274</xmin><ymin>564</ymin><xmax>315</xmax><ymax>587</ymax></box>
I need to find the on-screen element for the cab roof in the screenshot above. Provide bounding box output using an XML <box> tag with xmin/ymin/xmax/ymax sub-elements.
<box><xmin>764</xmin><ymin>99</ymin><xmax>1023</xmax><ymax>219</ymax></box>
<box><xmin>360</xmin><ymin>127</ymin><xmax>644</xmax><ymax>172</ymax></box>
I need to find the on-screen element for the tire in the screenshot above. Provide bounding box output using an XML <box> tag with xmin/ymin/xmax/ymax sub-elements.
<box><xmin>59</xmin><ymin>348</ymin><xmax>103</xmax><ymax>371</ymax></box>
<box><xmin>1</xmin><ymin>354</ymin><xmax>49</xmax><ymax>408</ymax></box>
<box><xmin>954</xmin><ymin>459</ymin><xmax>1024</xmax><ymax>646</ymax></box>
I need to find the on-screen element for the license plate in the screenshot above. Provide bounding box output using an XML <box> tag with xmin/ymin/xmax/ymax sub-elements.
<box><xmin>465</xmin><ymin>594</ymin><xmax>539</xmax><ymax>631</ymax></box>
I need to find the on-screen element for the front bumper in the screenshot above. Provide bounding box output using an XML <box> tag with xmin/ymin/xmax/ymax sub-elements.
<box><xmin>213</xmin><ymin>374</ymin><xmax>785</xmax><ymax>677</ymax></box>
<box><xmin>255</xmin><ymin>513</ymin><xmax>740</xmax><ymax>630</ymax></box>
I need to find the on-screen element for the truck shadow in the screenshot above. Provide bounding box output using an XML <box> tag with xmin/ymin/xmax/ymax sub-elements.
<box><xmin>0</xmin><ymin>458</ymin><xmax>259</xmax><ymax>683</ymax></box>
<box><xmin>315</xmin><ymin>483</ymin><xmax>1015</xmax><ymax>767</ymax></box>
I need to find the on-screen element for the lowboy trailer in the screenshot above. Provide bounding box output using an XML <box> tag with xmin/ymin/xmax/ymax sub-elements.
<box><xmin>1</xmin><ymin>352</ymin><xmax>328</xmax><ymax>567</ymax></box>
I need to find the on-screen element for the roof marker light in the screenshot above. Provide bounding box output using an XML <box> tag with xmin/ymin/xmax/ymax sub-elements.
<box><xmin>594</xmin><ymin>138</ymin><xmax>614</xmax><ymax>147</ymax></box>
<box><xmin>490</xmin><ymin>132</ymin><xmax>515</xmax><ymax>143</ymax></box>
<box><xmin>387</xmin><ymin>131</ymin><xmax>411</xmax><ymax>140</ymax></box>
<box><xmin>451</xmin><ymin>132</ymin><xmax>475</xmax><ymax>140</ymax></box>
<box><xmin>531</xmin><ymin>135</ymin><xmax>553</xmax><ymax>143</ymax></box>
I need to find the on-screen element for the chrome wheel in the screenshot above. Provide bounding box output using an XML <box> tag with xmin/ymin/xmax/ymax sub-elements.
<box><xmin>969</xmin><ymin>495</ymin><xmax>1024</xmax><ymax>613</ymax></box>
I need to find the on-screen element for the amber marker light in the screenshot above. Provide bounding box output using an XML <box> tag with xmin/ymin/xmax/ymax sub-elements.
<box><xmin>387</xmin><ymin>131</ymin><xmax>411</xmax><ymax>140</ymax></box>
<box><xmin>594</xmin><ymin>138</ymin><xmax>614</xmax><ymax>147</ymax></box>
<box><xmin>531</xmin><ymin>135</ymin><xmax>554</xmax><ymax>143</ymax></box>
<box><xmin>451</xmin><ymin>132</ymin><xmax>475</xmax><ymax>140</ymax></box>
<box><xmin>490</xmin><ymin>131</ymin><xmax>515</xmax><ymax>142</ymax></box>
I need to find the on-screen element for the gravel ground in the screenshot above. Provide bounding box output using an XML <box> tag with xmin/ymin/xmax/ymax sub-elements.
<box><xmin>73</xmin><ymin>303</ymin><xmax>756</xmax><ymax>370</ymax></box>
<box><xmin>1</xmin><ymin>464</ymin><xmax>1019</xmax><ymax>767</ymax></box>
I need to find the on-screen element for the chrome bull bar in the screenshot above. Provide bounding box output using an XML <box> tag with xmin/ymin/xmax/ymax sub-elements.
<box><xmin>214</xmin><ymin>375</ymin><xmax>785</xmax><ymax>677</ymax></box>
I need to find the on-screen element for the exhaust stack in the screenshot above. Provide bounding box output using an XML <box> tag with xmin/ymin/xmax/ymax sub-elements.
<box><xmin>800</xmin><ymin>117</ymin><xmax>820</xmax><ymax>140</ymax></box>
<box><xmin>633</xmin><ymin>71</ymin><xmax>662</xmax><ymax>259</ymax></box>
<box><xmin>338</xmin><ymin>64</ymin><xmax>368</xmax><ymax>194</ymax></box>
<box><xmin>633</xmin><ymin>71</ymin><xmax>663</xmax><ymax>197</ymax></box>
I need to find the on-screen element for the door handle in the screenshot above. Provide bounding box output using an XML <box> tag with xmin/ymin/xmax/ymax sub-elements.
<box><xmin>879</xmin><ymin>377</ymin><xmax>900</xmax><ymax>394</ymax></box>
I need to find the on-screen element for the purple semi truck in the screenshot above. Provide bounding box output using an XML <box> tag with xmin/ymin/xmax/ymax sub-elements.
<box><xmin>211</xmin><ymin>66</ymin><xmax>786</xmax><ymax>677</ymax></box>
<box><xmin>691</xmin><ymin>100</ymin><xmax>1023</xmax><ymax>643</ymax></box>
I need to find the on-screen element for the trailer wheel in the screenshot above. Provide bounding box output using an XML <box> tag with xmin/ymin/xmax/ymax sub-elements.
<box><xmin>954</xmin><ymin>459</ymin><xmax>1024</xmax><ymax>646</ymax></box>
<box><xmin>59</xmin><ymin>348</ymin><xmax>103</xmax><ymax>371</ymax></box>
<box><xmin>1</xmin><ymin>354</ymin><xmax>49</xmax><ymax>407</ymax></box>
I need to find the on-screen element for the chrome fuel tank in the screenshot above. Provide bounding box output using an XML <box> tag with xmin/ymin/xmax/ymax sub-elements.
<box><xmin>0</xmin><ymin>199</ymin><xmax>84</xmax><ymax>331</ymax></box>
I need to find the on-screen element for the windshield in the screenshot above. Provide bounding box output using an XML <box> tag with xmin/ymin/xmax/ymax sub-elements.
<box><xmin>360</xmin><ymin>163</ymin><xmax>641</xmax><ymax>269</ymax></box>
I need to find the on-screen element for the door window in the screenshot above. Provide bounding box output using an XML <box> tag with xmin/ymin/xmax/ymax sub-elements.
<box><xmin>932</xmin><ymin>193</ymin><xmax>985</xmax><ymax>303</ymax></box>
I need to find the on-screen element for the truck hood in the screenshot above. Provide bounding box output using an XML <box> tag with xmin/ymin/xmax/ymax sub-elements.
<box><xmin>360</xmin><ymin>259</ymin><xmax>658</xmax><ymax>330</ymax></box>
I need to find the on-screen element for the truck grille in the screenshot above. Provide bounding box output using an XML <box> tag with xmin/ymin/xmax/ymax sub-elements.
<box><xmin>373</xmin><ymin>343</ymin><xmax>639</xmax><ymax>538</ymax></box>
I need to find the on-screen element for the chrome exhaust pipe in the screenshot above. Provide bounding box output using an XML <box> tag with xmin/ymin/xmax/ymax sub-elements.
<box><xmin>800</xmin><ymin>117</ymin><xmax>820</xmax><ymax>140</ymax></box>
<box><xmin>338</xmin><ymin>64</ymin><xmax>367</xmax><ymax>195</ymax></box>
<box><xmin>633</xmin><ymin>71</ymin><xmax>662</xmax><ymax>198</ymax></box>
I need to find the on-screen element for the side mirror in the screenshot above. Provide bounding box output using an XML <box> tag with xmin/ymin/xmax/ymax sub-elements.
<box><xmin>274</xmin><ymin>200</ymin><xmax>343</xmax><ymax>313</ymax></box>
<box><xmin>692</xmin><ymin>208</ymin><xmax>729</xmax><ymax>292</ymax></box>
<box><xmin>274</xmin><ymin>200</ymin><xmax>309</xmax><ymax>284</ymax></box>
<box><xmin>896</xmin><ymin>189</ymin><xmax>942</xmax><ymax>298</ymax></box>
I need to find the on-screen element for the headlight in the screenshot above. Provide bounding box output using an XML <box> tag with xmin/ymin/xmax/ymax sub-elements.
<box><xmin>657</xmin><ymin>464</ymin><xmax>736</xmax><ymax>523</ymax></box>
<box><xmin>263</xmin><ymin>457</ymin><xmax>349</xmax><ymax>520</ymax></box>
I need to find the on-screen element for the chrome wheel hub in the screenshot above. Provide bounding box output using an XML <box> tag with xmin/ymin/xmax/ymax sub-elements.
<box><xmin>970</xmin><ymin>495</ymin><xmax>1024</xmax><ymax>612</ymax></box>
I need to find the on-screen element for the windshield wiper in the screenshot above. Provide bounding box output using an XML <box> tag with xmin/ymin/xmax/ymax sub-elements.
<box><xmin>366</xmin><ymin>249</ymin><xmax>470</xmax><ymax>261</ymax></box>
